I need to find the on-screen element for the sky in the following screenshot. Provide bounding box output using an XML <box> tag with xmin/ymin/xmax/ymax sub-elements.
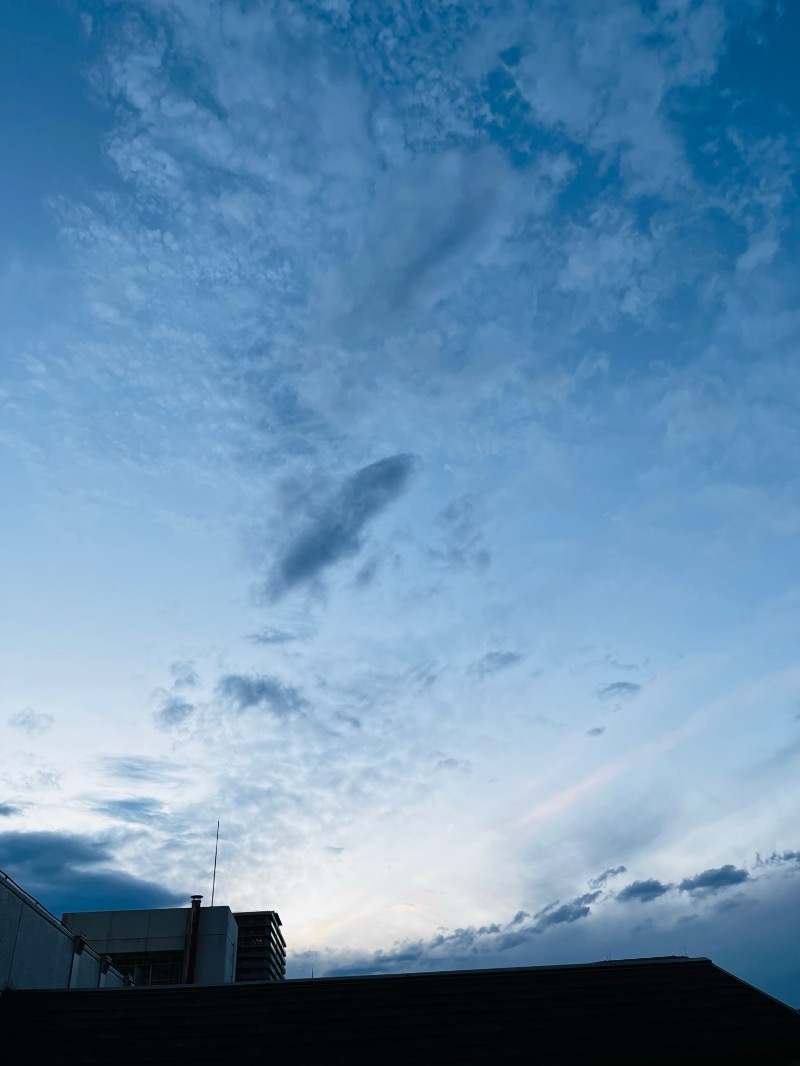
<box><xmin>1</xmin><ymin>0</ymin><xmax>799</xmax><ymax>1006</ymax></box>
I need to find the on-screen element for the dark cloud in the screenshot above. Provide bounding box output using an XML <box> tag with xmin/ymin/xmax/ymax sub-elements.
<box><xmin>0</xmin><ymin>831</ymin><xmax>183</xmax><ymax>915</ymax></box>
<box><xmin>8</xmin><ymin>708</ymin><xmax>54</xmax><ymax>735</ymax></box>
<box><xmin>153</xmin><ymin>693</ymin><xmax>195</xmax><ymax>729</ymax></box>
<box><xmin>586</xmin><ymin>726</ymin><xmax>605</xmax><ymax>736</ymax></box>
<box><xmin>617</xmin><ymin>878</ymin><xmax>672</xmax><ymax>903</ymax></box>
<box><xmin>0</xmin><ymin>803</ymin><xmax>20</xmax><ymax>817</ymax></box>
<box><xmin>588</xmin><ymin>865</ymin><xmax>627</xmax><ymax>889</ymax></box>
<box><xmin>169</xmin><ymin>659</ymin><xmax>198</xmax><ymax>688</ymax></box>
<box><xmin>469</xmin><ymin>650</ymin><xmax>524</xmax><ymax>678</ymax></box>
<box><xmin>535</xmin><ymin>892</ymin><xmax>600</xmax><ymax>929</ymax></box>
<box><xmin>269</xmin><ymin>454</ymin><xmax>417</xmax><ymax>599</ymax></box>
<box><xmin>286</xmin><ymin>861</ymin><xmax>800</xmax><ymax>1004</ymax></box>
<box><xmin>99</xmin><ymin>755</ymin><xmax>179</xmax><ymax>782</ymax></box>
<box><xmin>596</xmin><ymin>681</ymin><xmax>641</xmax><ymax>703</ymax></box>
<box><xmin>92</xmin><ymin>797</ymin><xmax>165</xmax><ymax>824</ymax></box>
<box><xmin>309</xmin><ymin>893</ymin><xmax>600</xmax><ymax>979</ymax></box>
<box><xmin>755</xmin><ymin>850</ymin><xmax>800</xmax><ymax>869</ymax></box>
<box><xmin>217</xmin><ymin>673</ymin><xmax>308</xmax><ymax>716</ymax></box>
<box><xmin>678</xmin><ymin>865</ymin><xmax>749</xmax><ymax>894</ymax></box>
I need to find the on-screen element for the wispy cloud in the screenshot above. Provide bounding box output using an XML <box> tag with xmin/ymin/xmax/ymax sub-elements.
<box><xmin>169</xmin><ymin>660</ymin><xmax>198</xmax><ymax>689</ymax></box>
<box><xmin>588</xmin><ymin>866</ymin><xmax>626</xmax><ymax>889</ymax></box>
<box><xmin>595</xmin><ymin>682</ymin><xmax>642</xmax><ymax>704</ymax></box>
<box><xmin>216</xmin><ymin>673</ymin><xmax>309</xmax><ymax>717</ymax></box>
<box><xmin>91</xmin><ymin>797</ymin><xmax>167</xmax><ymax>825</ymax></box>
<box><xmin>8</xmin><ymin>709</ymin><xmax>54</xmax><ymax>736</ymax></box>
<box><xmin>267</xmin><ymin>455</ymin><xmax>418</xmax><ymax>600</ymax></box>
<box><xmin>431</xmin><ymin>495</ymin><xmax>491</xmax><ymax>571</ymax></box>
<box><xmin>98</xmin><ymin>756</ymin><xmax>181</xmax><ymax>783</ymax></box>
<box><xmin>246</xmin><ymin>626</ymin><xmax>307</xmax><ymax>646</ymax></box>
<box><xmin>152</xmin><ymin>693</ymin><xmax>195</xmax><ymax>730</ymax></box>
<box><xmin>469</xmin><ymin>650</ymin><xmax>525</xmax><ymax>678</ymax></box>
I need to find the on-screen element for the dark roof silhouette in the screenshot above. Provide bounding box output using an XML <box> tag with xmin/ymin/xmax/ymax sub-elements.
<box><xmin>2</xmin><ymin>956</ymin><xmax>799</xmax><ymax>1063</ymax></box>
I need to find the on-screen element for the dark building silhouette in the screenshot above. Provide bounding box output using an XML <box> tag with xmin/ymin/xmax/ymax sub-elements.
<box><xmin>232</xmin><ymin>910</ymin><xmax>286</xmax><ymax>981</ymax></box>
<box><xmin>2</xmin><ymin>957</ymin><xmax>799</xmax><ymax>1063</ymax></box>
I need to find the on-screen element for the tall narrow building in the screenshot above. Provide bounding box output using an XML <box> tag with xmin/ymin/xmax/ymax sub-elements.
<box><xmin>233</xmin><ymin>911</ymin><xmax>286</xmax><ymax>982</ymax></box>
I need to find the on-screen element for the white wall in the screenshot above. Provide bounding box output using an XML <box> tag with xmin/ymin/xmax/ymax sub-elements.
<box><xmin>61</xmin><ymin>905</ymin><xmax>238</xmax><ymax>985</ymax></box>
<box><xmin>1</xmin><ymin>872</ymin><xmax>125</xmax><ymax>990</ymax></box>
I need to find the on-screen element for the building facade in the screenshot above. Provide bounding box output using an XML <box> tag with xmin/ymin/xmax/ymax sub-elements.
<box><xmin>233</xmin><ymin>911</ymin><xmax>286</xmax><ymax>982</ymax></box>
<box><xmin>59</xmin><ymin>902</ymin><xmax>285</xmax><ymax>986</ymax></box>
<box><xmin>61</xmin><ymin>898</ymin><xmax>239</xmax><ymax>986</ymax></box>
<box><xmin>1</xmin><ymin>869</ymin><xmax>126</xmax><ymax>991</ymax></box>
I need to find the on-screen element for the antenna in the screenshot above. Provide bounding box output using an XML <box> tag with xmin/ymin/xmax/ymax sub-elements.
<box><xmin>211</xmin><ymin>820</ymin><xmax>220</xmax><ymax>907</ymax></box>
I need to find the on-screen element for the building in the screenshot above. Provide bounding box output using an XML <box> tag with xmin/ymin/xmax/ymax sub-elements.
<box><xmin>233</xmin><ymin>910</ymin><xmax>286</xmax><ymax>982</ymax></box>
<box><xmin>60</xmin><ymin>901</ymin><xmax>285</xmax><ymax>986</ymax></box>
<box><xmin>61</xmin><ymin>896</ymin><xmax>239</xmax><ymax>987</ymax></box>
<box><xmin>1</xmin><ymin>869</ymin><xmax>126</xmax><ymax>991</ymax></box>
<box><xmin>2</xmin><ymin>957</ymin><xmax>799</xmax><ymax>1063</ymax></box>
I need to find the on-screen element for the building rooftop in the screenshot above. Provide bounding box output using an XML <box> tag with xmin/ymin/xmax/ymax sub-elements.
<box><xmin>2</xmin><ymin>955</ymin><xmax>799</xmax><ymax>1063</ymax></box>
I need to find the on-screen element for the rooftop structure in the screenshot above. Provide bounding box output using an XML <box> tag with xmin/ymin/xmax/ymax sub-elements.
<box><xmin>2</xmin><ymin>957</ymin><xmax>799</xmax><ymax>1063</ymax></box>
<box><xmin>60</xmin><ymin>902</ymin><xmax>286</xmax><ymax>986</ymax></box>
<box><xmin>61</xmin><ymin>899</ymin><xmax>239</xmax><ymax>986</ymax></box>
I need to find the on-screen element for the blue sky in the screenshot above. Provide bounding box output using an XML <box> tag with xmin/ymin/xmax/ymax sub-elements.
<box><xmin>1</xmin><ymin>0</ymin><xmax>799</xmax><ymax>1005</ymax></box>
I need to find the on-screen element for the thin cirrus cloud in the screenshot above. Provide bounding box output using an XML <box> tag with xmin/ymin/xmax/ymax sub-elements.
<box><xmin>8</xmin><ymin>709</ymin><xmax>54</xmax><ymax>736</ymax></box>
<box><xmin>595</xmin><ymin>682</ymin><xmax>642</xmax><ymax>703</ymax></box>
<box><xmin>152</xmin><ymin>694</ymin><xmax>195</xmax><ymax>730</ymax></box>
<box><xmin>267</xmin><ymin>454</ymin><xmax>418</xmax><ymax>600</ymax></box>
<box><xmin>98</xmin><ymin>756</ymin><xmax>181</xmax><ymax>783</ymax></box>
<box><xmin>91</xmin><ymin>797</ymin><xmax>167</xmax><ymax>825</ymax></box>
<box><xmin>469</xmin><ymin>651</ymin><xmax>525</xmax><ymax>678</ymax></box>
<box><xmin>246</xmin><ymin>627</ymin><xmax>305</xmax><ymax>646</ymax></box>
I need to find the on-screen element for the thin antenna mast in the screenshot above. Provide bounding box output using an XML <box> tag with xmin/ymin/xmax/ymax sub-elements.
<box><xmin>211</xmin><ymin>820</ymin><xmax>220</xmax><ymax>907</ymax></box>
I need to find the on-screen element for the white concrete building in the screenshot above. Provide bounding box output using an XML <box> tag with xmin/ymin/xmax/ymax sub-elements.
<box><xmin>61</xmin><ymin>897</ymin><xmax>238</xmax><ymax>986</ymax></box>
<box><xmin>1</xmin><ymin>869</ymin><xmax>126</xmax><ymax>990</ymax></box>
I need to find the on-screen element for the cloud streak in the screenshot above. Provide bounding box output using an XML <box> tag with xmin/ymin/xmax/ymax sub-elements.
<box><xmin>596</xmin><ymin>682</ymin><xmax>641</xmax><ymax>704</ymax></box>
<box><xmin>268</xmin><ymin>455</ymin><xmax>418</xmax><ymax>599</ymax></box>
